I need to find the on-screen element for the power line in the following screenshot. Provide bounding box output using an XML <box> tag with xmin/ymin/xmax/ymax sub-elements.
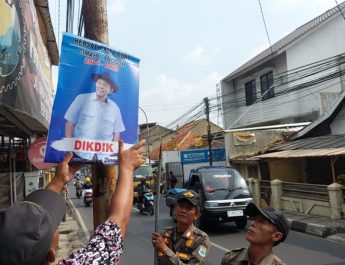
<box><xmin>258</xmin><ymin>0</ymin><xmax>273</xmax><ymax>55</ymax></box>
<box><xmin>335</xmin><ymin>0</ymin><xmax>345</xmax><ymax>20</ymax></box>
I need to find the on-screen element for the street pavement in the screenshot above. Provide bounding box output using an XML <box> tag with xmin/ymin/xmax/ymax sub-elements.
<box><xmin>67</xmin><ymin>184</ymin><xmax>345</xmax><ymax>265</ymax></box>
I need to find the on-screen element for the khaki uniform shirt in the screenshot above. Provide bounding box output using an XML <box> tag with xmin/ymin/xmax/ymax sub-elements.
<box><xmin>158</xmin><ymin>224</ymin><xmax>210</xmax><ymax>265</ymax></box>
<box><xmin>221</xmin><ymin>247</ymin><xmax>286</xmax><ymax>265</ymax></box>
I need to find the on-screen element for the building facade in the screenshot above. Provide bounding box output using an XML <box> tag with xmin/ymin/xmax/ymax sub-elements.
<box><xmin>221</xmin><ymin>2</ymin><xmax>345</xmax><ymax>130</ymax></box>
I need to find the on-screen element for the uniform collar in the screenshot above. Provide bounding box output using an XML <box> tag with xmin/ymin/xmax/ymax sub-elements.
<box><xmin>174</xmin><ymin>224</ymin><xmax>194</xmax><ymax>239</ymax></box>
<box><xmin>236</xmin><ymin>248</ymin><xmax>276</xmax><ymax>265</ymax></box>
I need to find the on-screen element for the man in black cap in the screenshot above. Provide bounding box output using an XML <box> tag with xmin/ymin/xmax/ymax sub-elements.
<box><xmin>221</xmin><ymin>202</ymin><xmax>289</xmax><ymax>265</ymax></box>
<box><xmin>152</xmin><ymin>190</ymin><xmax>210</xmax><ymax>264</ymax></box>
<box><xmin>0</xmin><ymin>139</ymin><xmax>145</xmax><ymax>265</ymax></box>
<box><xmin>65</xmin><ymin>70</ymin><xmax>125</xmax><ymax>161</ymax></box>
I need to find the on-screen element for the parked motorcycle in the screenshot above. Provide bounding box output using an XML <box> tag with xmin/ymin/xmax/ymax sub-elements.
<box><xmin>137</xmin><ymin>190</ymin><xmax>154</xmax><ymax>216</ymax></box>
<box><xmin>84</xmin><ymin>188</ymin><xmax>93</xmax><ymax>206</ymax></box>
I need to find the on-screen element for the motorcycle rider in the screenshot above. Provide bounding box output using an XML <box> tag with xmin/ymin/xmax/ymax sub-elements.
<box><xmin>138</xmin><ymin>178</ymin><xmax>151</xmax><ymax>208</ymax></box>
<box><xmin>83</xmin><ymin>177</ymin><xmax>92</xmax><ymax>189</ymax></box>
<box><xmin>75</xmin><ymin>177</ymin><xmax>83</xmax><ymax>198</ymax></box>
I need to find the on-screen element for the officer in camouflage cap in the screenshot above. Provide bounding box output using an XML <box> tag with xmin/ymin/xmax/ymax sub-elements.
<box><xmin>152</xmin><ymin>190</ymin><xmax>210</xmax><ymax>264</ymax></box>
<box><xmin>221</xmin><ymin>203</ymin><xmax>289</xmax><ymax>265</ymax></box>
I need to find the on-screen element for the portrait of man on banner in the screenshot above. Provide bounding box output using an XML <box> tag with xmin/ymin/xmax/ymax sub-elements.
<box><xmin>44</xmin><ymin>33</ymin><xmax>140</xmax><ymax>164</ymax></box>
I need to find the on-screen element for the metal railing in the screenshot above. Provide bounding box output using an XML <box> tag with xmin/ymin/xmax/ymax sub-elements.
<box><xmin>282</xmin><ymin>182</ymin><xmax>329</xmax><ymax>201</ymax></box>
<box><xmin>259</xmin><ymin>180</ymin><xmax>271</xmax><ymax>205</ymax></box>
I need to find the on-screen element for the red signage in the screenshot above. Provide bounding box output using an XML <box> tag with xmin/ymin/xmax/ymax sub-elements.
<box><xmin>28</xmin><ymin>137</ymin><xmax>56</xmax><ymax>170</ymax></box>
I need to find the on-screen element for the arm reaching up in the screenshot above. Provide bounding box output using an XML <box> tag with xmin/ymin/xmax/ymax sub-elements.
<box><xmin>107</xmin><ymin>140</ymin><xmax>145</xmax><ymax>236</ymax></box>
<box><xmin>46</xmin><ymin>152</ymin><xmax>82</xmax><ymax>193</ymax></box>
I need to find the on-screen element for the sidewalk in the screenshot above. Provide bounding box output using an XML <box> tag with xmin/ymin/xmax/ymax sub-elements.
<box><xmin>54</xmin><ymin>214</ymin><xmax>85</xmax><ymax>263</ymax></box>
<box><xmin>283</xmin><ymin>210</ymin><xmax>345</xmax><ymax>243</ymax></box>
<box><xmin>54</xmin><ymin>197</ymin><xmax>90</xmax><ymax>263</ymax></box>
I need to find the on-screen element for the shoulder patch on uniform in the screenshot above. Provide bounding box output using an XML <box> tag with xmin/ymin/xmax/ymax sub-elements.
<box><xmin>198</xmin><ymin>245</ymin><xmax>207</xmax><ymax>257</ymax></box>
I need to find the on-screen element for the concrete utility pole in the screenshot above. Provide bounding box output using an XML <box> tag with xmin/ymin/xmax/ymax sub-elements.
<box><xmin>83</xmin><ymin>0</ymin><xmax>114</xmax><ymax>229</ymax></box>
<box><xmin>204</xmin><ymin>97</ymin><xmax>213</xmax><ymax>166</ymax></box>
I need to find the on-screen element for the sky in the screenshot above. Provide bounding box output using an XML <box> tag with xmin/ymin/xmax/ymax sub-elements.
<box><xmin>48</xmin><ymin>0</ymin><xmax>341</xmax><ymax>128</ymax></box>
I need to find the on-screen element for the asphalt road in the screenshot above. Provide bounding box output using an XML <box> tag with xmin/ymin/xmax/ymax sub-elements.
<box><xmin>67</xmin><ymin>184</ymin><xmax>345</xmax><ymax>265</ymax></box>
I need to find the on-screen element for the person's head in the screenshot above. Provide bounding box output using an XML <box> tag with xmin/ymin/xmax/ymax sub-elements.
<box><xmin>245</xmin><ymin>203</ymin><xmax>289</xmax><ymax>247</ymax></box>
<box><xmin>76</xmin><ymin>176</ymin><xmax>80</xmax><ymax>181</ymax></box>
<box><xmin>85</xmin><ymin>177</ymin><xmax>91</xmax><ymax>183</ymax></box>
<box><xmin>140</xmin><ymin>178</ymin><xmax>147</xmax><ymax>184</ymax></box>
<box><xmin>0</xmin><ymin>189</ymin><xmax>66</xmax><ymax>265</ymax></box>
<box><xmin>92</xmin><ymin>71</ymin><xmax>118</xmax><ymax>100</ymax></box>
<box><xmin>175</xmin><ymin>190</ymin><xmax>201</xmax><ymax>225</ymax></box>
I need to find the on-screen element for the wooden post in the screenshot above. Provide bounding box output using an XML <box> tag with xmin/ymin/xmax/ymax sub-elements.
<box><xmin>331</xmin><ymin>157</ymin><xmax>338</xmax><ymax>183</ymax></box>
<box><xmin>83</xmin><ymin>0</ymin><xmax>115</xmax><ymax>229</ymax></box>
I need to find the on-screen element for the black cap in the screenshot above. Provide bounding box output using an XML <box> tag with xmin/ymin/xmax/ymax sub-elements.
<box><xmin>245</xmin><ymin>203</ymin><xmax>289</xmax><ymax>244</ymax></box>
<box><xmin>177</xmin><ymin>190</ymin><xmax>200</xmax><ymax>207</ymax></box>
<box><xmin>0</xmin><ymin>189</ymin><xmax>66</xmax><ymax>265</ymax></box>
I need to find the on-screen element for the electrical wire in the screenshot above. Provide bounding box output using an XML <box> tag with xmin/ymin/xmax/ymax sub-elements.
<box><xmin>258</xmin><ymin>0</ymin><xmax>273</xmax><ymax>55</ymax></box>
<box><xmin>335</xmin><ymin>0</ymin><xmax>345</xmax><ymax>20</ymax></box>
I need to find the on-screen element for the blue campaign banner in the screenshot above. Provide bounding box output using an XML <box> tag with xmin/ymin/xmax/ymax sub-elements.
<box><xmin>180</xmin><ymin>148</ymin><xmax>226</xmax><ymax>164</ymax></box>
<box><xmin>45</xmin><ymin>33</ymin><xmax>140</xmax><ymax>164</ymax></box>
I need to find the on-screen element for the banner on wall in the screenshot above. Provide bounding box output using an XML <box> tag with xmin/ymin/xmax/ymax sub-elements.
<box><xmin>45</xmin><ymin>33</ymin><xmax>140</xmax><ymax>164</ymax></box>
<box><xmin>233</xmin><ymin>132</ymin><xmax>256</xmax><ymax>146</ymax></box>
<box><xmin>0</xmin><ymin>0</ymin><xmax>53</xmax><ymax>127</ymax></box>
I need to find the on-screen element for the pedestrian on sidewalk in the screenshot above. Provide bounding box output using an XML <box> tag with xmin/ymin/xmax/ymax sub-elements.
<box><xmin>0</xmin><ymin>139</ymin><xmax>145</xmax><ymax>265</ymax></box>
<box><xmin>169</xmin><ymin>171</ymin><xmax>178</xmax><ymax>189</ymax></box>
<box><xmin>221</xmin><ymin>203</ymin><xmax>289</xmax><ymax>265</ymax></box>
<box><xmin>152</xmin><ymin>190</ymin><xmax>210</xmax><ymax>264</ymax></box>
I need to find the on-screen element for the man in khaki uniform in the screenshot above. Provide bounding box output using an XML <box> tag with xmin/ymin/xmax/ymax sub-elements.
<box><xmin>221</xmin><ymin>203</ymin><xmax>289</xmax><ymax>265</ymax></box>
<box><xmin>152</xmin><ymin>190</ymin><xmax>210</xmax><ymax>264</ymax></box>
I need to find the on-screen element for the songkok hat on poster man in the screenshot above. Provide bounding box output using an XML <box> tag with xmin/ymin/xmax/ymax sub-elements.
<box><xmin>0</xmin><ymin>189</ymin><xmax>66</xmax><ymax>265</ymax></box>
<box><xmin>92</xmin><ymin>71</ymin><xmax>119</xmax><ymax>92</ymax></box>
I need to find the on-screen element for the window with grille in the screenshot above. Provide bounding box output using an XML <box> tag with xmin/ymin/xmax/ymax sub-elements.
<box><xmin>260</xmin><ymin>71</ymin><xmax>274</xmax><ymax>101</ymax></box>
<box><xmin>245</xmin><ymin>79</ymin><xmax>257</xmax><ymax>106</ymax></box>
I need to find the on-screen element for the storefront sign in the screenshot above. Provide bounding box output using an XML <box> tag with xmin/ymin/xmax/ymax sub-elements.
<box><xmin>28</xmin><ymin>137</ymin><xmax>56</xmax><ymax>170</ymax></box>
<box><xmin>181</xmin><ymin>148</ymin><xmax>225</xmax><ymax>164</ymax></box>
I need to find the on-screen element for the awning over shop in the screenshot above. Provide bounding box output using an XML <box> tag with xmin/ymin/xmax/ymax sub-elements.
<box><xmin>255</xmin><ymin>148</ymin><xmax>345</xmax><ymax>159</ymax></box>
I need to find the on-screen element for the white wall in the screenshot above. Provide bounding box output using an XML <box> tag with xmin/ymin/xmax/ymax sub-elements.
<box><xmin>287</xmin><ymin>16</ymin><xmax>345</xmax><ymax>70</ymax></box>
<box><xmin>331</xmin><ymin>104</ymin><xmax>345</xmax><ymax>134</ymax></box>
<box><xmin>162</xmin><ymin>150</ymin><xmax>180</xmax><ymax>171</ymax></box>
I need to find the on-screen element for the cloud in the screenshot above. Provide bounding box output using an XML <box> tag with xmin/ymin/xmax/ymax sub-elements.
<box><xmin>108</xmin><ymin>0</ymin><xmax>126</xmax><ymax>15</ymax></box>
<box><xmin>140</xmin><ymin>72</ymin><xmax>222</xmax><ymax>125</ymax></box>
<box><xmin>182</xmin><ymin>45</ymin><xmax>205</xmax><ymax>64</ymax></box>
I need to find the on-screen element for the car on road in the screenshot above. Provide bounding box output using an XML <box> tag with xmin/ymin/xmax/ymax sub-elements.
<box><xmin>181</xmin><ymin>166</ymin><xmax>252</xmax><ymax>228</ymax></box>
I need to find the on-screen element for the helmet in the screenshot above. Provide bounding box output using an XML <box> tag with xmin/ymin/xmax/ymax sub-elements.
<box><xmin>85</xmin><ymin>177</ymin><xmax>91</xmax><ymax>183</ymax></box>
